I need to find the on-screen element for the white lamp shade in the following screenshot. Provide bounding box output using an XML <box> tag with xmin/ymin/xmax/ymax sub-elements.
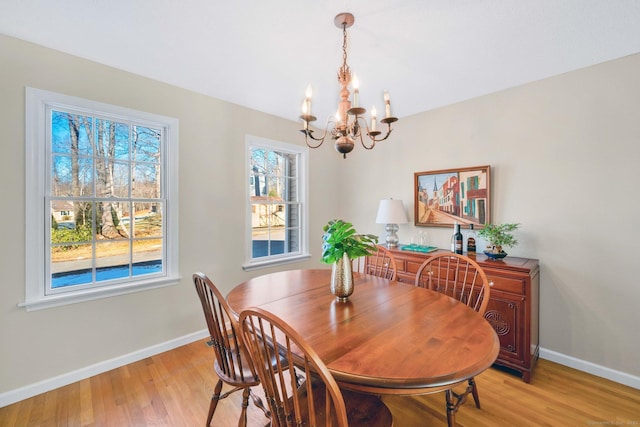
<box><xmin>375</xmin><ymin>199</ymin><xmax>408</xmax><ymax>224</ymax></box>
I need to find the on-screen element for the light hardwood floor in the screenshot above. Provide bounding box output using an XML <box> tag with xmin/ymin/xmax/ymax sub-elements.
<box><xmin>1</xmin><ymin>340</ymin><xmax>638</xmax><ymax>426</ymax></box>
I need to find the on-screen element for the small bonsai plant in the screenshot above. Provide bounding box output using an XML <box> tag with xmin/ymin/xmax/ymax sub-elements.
<box><xmin>477</xmin><ymin>223</ymin><xmax>520</xmax><ymax>254</ymax></box>
<box><xmin>321</xmin><ymin>219</ymin><xmax>378</xmax><ymax>264</ymax></box>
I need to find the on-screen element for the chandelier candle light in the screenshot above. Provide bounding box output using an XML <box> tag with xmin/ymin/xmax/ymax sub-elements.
<box><xmin>300</xmin><ymin>12</ymin><xmax>399</xmax><ymax>159</ymax></box>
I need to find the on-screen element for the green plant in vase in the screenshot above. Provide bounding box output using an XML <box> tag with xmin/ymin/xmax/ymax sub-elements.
<box><xmin>321</xmin><ymin>219</ymin><xmax>378</xmax><ymax>264</ymax></box>
<box><xmin>478</xmin><ymin>223</ymin><xmax>520</xmax><ymax>259</ymax></box>
<box><xmin>321</xmin><ymin>219</ymin><xmax>377</xmax><ymax>301</ymax></box>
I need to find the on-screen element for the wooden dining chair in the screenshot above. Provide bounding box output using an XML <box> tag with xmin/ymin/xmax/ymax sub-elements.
<box><xmin>239</xmin><ymin>307</ymin><xmax>394</xmax><ymax>427</ymax></box>
<box><xmin>192</xmin><ymin>273</ymin><xmax>270</xmax><ymax>427</ymax></box>
<box><xmin>355</xmin><ymin>244</ymin><xmax>398</xmax><ymax>281</ymax></box>
<box><xmin>414</xmin><ymin>253</ymin><xmax>492</xmax><ymax>427</ymax></box>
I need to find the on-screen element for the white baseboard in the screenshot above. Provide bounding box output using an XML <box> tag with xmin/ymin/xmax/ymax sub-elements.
<box><xmin>0</xmin><ymin>329</ymin><xmax>209</xmax><ymax>408</ymax></box>
<box><xmin>539</xmin><ymin>347</ymin><xmax>640</xmax><ymax>390</ymax></box>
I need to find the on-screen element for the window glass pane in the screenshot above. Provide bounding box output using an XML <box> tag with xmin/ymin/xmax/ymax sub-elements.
<box><xmin>51</xmin><ymin>111</ymin><xmax>93</xmax><ymax>155</ymax></box>
<box><xmin>263</xmin><ymin>175</ymin><xmax>289</xmax><ymax>200</ymax></box>
<box><xmin>286</xmin><ymin>227</ymin><xmax>301</xmax><ymax>253</ymax></box>
<box><xmin>286</xmin><ymin>177</ymin><xmax>298</xmax><ymax>202</ymax></box>
<box><xmin>96</xmin><ymin>159</ymin><xmax>128</xmax><ymax>198</ymax></box>
<box><xmin>109</xmin><ymin>161</ymin><xmax>130</xmax><ymax>198</ymax></box>
<box><xmin>50</xmin><ymin>201</ymin><xmax>93</xmax><ymax>242</ymax></box>
<box><xmin>132</xmin><ymin>202</ymin><xmax>162</xmax><ymax>238</ymax></box>
<box><xmin>132</xmin><ymin>162</ymin><xmax>160</xmax><ymax>198</ymax></box>
<box><xmin>96</xmin><ymin>241</ymin><xmax>130</xmax><ymax>282</ymax></box>
<box><xmin>285</xmin><ymin>204</ymin><xmax>300</xmax><ymax>229</ymax></box>
<box><xmin>51</xmin><ymin>243</ymin><xmax>93</xmax><ymax>289</ymax></box>
<box><xmin>272</xmin><ymin>203</ymin><xmax>286</xmax><ymax>227</ymax></box>
<box><xmin>252</xmin><ymin>202</ymin><xmax>268</xmax><ymax>228</ymax></box>
<box><xmin>95</xmin><ymin>119</ymin><xmax>130</xmax><ymax>160</ymax></box>
<box><xmin>52</xmin><ymin>155</ymin><xmax>93</xmax><ymax>197</ymax></box>
<box><xmin>95</xmin><ymin>201</ymin><xmax>129</xmax><ymax>241</ymax></box>
<box><xmin>132</xmin><ymin>239</ymin><xmax>163</xmax><ymax>276</ymax></box>
<box><xmin>133</xmin><ymin>126</ymin><xmax>161</xmax><ymax>164</ymax></box>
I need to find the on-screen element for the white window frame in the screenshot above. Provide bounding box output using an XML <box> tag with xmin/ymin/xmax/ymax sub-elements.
<box><xmin>22</xmin><ymin>87</ymin><xmax>180</xmax><ymax>311</ymax></box>
<box><xmin>243</xmin><ymin>135</ymin><xmax>310</xmax><ymax>270</ymax></box>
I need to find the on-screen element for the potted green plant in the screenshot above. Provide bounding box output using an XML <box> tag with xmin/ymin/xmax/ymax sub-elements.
<box><xmin>321</xmin><ymin>219</ymin><xmax>378</xmax><ymax>300</ymax></box>
<box><xmin>477</xmin><ymin>223</ymin><xmax>520</xmax><ymax>259</ymax></box>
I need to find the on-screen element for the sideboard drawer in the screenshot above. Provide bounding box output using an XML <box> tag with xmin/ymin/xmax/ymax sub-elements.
<box><xmin>395</xmin><ymin>255</ymin><xmax>428</xmax><ymax>275</ymax></box>
<box><xmin>405</xmin><ymin>259</ymin><xmax>425</xmax><ymax>275</ymax></box>
<box><xmin>487</xmin><ymin>275</ymin><xmax>525</xmax><ymax>295</ymax></box>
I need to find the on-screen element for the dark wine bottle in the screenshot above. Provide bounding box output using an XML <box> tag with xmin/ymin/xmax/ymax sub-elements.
<box><xmin>467</xmin><ymin>224</ymin><xmax>477</xmax><ymax>255</ymax></box>
<box><xmin>452</xmin><ymin>222</ymin><xmax>463</xmax><ymax>254</ymax></box>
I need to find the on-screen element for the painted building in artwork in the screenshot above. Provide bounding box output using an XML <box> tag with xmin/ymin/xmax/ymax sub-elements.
<box><xmin>459</xmin><ymin>169</ymin><xmax>488</xmax><ymax>224</ymax></box>
<box><xmin>438</xmin><ymin>175</ymin><xmax>460</xmax><ymax>216</ymax></box>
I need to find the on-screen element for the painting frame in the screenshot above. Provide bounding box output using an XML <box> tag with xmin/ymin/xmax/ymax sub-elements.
<box><xmin>414</xmin><ymin>165</ymin><xmax>491</xmax><ymax>228</ymax></box>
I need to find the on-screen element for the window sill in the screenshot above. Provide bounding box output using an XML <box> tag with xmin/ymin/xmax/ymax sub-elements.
<box><xmin>19</xmin><ymin>276</ymin><xmax>181</xmax><ymax>311</ymax></box>
<box><xmin>242</xmin><ymin>253</ymin><xmax>312</xmax><ymax>271</ymax></box>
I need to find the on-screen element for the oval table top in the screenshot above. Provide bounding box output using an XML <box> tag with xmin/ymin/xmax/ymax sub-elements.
<box><xmin>227</xmin><ymin>268</ymin><xmax>499</xmax><ymax>395</ymax></box>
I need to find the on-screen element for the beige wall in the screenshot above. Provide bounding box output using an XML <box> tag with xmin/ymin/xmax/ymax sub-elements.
<box><xmin>343</xmin><ymin>53</ymin><xmax>640</xmax><ymax>379</ymax></box>
<box><xmin>1</xmin><ymin>33</ymin><xmax>639</xmax><ymax>398</ymax></box>
<box><xmin>0</xmin><ymin>34</ymin><xmax>342</xmax><ymax>395</ymax></box>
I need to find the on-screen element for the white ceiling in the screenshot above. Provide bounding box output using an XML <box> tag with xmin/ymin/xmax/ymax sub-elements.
<box><xmin>2</xmin><ymin>1</ymin><xmax>640</xmax><ymax>123</ymax></box>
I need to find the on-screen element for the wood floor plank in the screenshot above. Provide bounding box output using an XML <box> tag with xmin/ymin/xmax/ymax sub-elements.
<box><xmin>1</xmin><ymin>340</ymin><xmax>638</xmax><ymax>426</ymax></box>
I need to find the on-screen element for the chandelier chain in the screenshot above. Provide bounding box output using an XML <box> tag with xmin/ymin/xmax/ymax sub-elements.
<box><xmin>340</xmin><ymin>23</ymin><xmax>350</xmax><ymax>79</ymax></box>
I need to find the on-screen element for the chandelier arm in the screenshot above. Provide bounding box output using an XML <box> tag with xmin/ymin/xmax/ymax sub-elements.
<box><xmin>368</xmin><ymin>125</ymin><xmax>394</xmax><ymax>143</ymax></box>
<box><xmin>300</xmin><ymin>117</ymin><xmax>338</xmax><ymax>148</ymax></box>
<box><xmin>301</xmin><ymin>129</ymin><xmax>326</xmax><ymax>148</ymax></box>
<box><xmin>373</xmin><ymin>126</ymin><xmax>394</xmax><ymax>142</ymax></box>
<box><xmin>352</xmin><ymin>116</ymin><xmax>375</xmax><ymax>150</ymax></box>
<box><xmin>362</xmin><ymin>116</ymin><xmax>396</xmax><ymax>143</ymax></box>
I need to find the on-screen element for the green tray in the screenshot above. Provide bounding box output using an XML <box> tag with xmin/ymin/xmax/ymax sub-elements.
<box><xmin>400</xmin><ymin>244</ymin><xmax>438</xmax><ymax>253</ymax></box>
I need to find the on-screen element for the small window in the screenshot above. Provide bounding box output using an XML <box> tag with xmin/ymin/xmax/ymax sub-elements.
<box><xmin>23</xmin><ymin>88</ymin><xmax>179</xmax><ymax>311</ymax></box>
<box><xmin>244</xmin><ymin>136</ymin><xmax>309</xmax><ymax>270</ymax></box>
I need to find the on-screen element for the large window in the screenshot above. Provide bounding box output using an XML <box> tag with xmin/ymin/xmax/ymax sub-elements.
<box><xmin>23</xmin><ymin>88</ymin><xmax>179</xmax><ymax>310</ymax></box>
<box><xmin>244</xmin><ymin>136</ymin><xmax>309</xmax><ymax>270</ymax></box>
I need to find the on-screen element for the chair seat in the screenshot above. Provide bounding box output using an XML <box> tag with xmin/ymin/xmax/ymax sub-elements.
<box><xmin>213</xmin><ymin>357</ymin><xmax>260</xmax><ymax>388</ymax></box>
<box><xmin>214</xmin><ymin>344</ymin><xmax>291</xmax><ymax>388</ymax></box>
<box><xmin>294</xmin><ymin>377</ymin><xmax>393</xmax><ymax>427</ymax></box>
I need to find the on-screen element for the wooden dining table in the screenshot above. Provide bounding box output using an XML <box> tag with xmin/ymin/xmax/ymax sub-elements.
<box><xmin>227</xmin><ymin>268</ymin><xmax>500</xmax><ymax>396</ymax></box>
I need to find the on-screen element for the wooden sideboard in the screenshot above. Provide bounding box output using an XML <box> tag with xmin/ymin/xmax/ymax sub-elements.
<box><xmin>379</xmin><ymin>246</ymin><xmax>540</xmax><ymax>383</ymax></box>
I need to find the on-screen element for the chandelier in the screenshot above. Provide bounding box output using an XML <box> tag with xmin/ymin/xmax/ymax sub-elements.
<box><xmin>299</xmin><ymin>12</ymin><xmax>398</xmax><ymax>159</ymax></box>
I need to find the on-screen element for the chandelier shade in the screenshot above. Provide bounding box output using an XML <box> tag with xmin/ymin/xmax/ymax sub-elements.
<box><xmin>300</xmin><ymin>12</ymin><xmax>398</xmax><ymax>159</ymax></box>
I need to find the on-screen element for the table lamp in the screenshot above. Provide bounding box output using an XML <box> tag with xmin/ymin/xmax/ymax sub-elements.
<box><xmin>375</xmin><ymin>199</ymin><xmax>408</xmax><ymax>248</ymax></box>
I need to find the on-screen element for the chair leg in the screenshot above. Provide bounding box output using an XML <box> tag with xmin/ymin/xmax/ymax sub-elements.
<box><xmin>238</xmin><ymin>387</ymin><xmax>250</xmax><ymax>427</ymax></box>
<box><xmin>469</xmin><ymin>377</ymin><xmax>481</xmax><ymax>409</ymax></box>
<box><xmin>207</xmin><ymin>379</ymin><xmax>224</xmax><ymax>426</ymax></box>
<box><xmin>445</xmin><ymin>389</ymin><xmax>456</xmax><ymax>427</ymax></box>
<box><xmin>249</xmin><ymin>388</ymin><xmax>271</xmax><ymax>419</ymax></box>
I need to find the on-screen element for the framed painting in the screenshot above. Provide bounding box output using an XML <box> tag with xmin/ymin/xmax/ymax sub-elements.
<box><xmin>414</xmin><ymin>165</ymin><xmax>491</xmax><ymax>228</ymax></box>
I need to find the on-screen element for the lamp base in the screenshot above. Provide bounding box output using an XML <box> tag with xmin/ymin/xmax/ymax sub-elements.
<box><xmin>384</xmin><ymin>223</ymin><xmax>399</xmax><ymax>248</ymax></box>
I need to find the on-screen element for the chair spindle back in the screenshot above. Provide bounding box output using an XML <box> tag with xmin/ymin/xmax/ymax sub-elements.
<box><xmin>193</xmin><ymin>273</ymin><xmax>258</xmax><ymax>384</ymax></box>
<box><xmin>415</xmin><ymin>253</ymin><xmax>491</xmax><ymax>314</ymax></box>
<box><xmin>240</xmin><ymin>307</ymin><xmax>349</xmax><ymax>427</ymax></box>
